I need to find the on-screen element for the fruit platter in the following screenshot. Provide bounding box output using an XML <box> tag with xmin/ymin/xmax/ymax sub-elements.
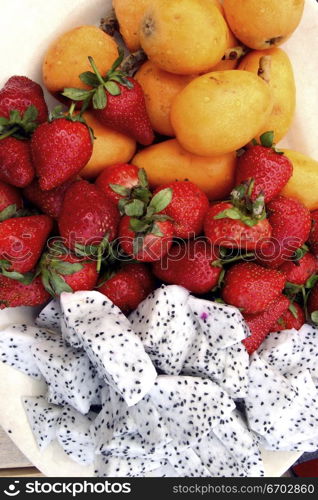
<box><xmin>0</xmin><ymin>0</ymin><xmax>318</xmax><ymax>478</ymax></box>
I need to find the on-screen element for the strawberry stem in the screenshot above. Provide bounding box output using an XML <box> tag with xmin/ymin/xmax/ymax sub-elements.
<box><xmin>88</xmin><ymin>56</ymin><xmax>106</xmax><ymax>86</ymax></box>
<box><xmin>0</xmin><ymin>125</ymin><xmax>20</xmax><ymax>141</ymax></box>
<box><xmin>68</xmin><ymin>102</ymin><xmax>76</xmax><ymax>117</ymax></box>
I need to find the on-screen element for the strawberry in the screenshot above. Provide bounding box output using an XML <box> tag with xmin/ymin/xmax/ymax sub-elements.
<box><xmin>307</xmin><ymin>283</ymin><xmax>318</xmax><ymax>321</ymax></box>
<box><xmin>0</xmin><ymin>181</ymin><xmax>22</xmax><ymax>216</ymax></box>
<box><xmin>98</xmin><ymin>262</ymin><xmax>155</xmax><ymax>313</ymax></box>
<box><xmin>152</xmin><ymin>240</ymin><xmax>222</xmax><ymax>294</ymax></box>
<box><xmin>293</xmin><ymin>459</ymin><xmax>318</xmax><ymax>478</ymax></box>
<box><xmin>242</xmin><ymin>295</ymin><xmax>290</xmax><ymax>354</ymax></box>
<box><xmin>308</xmin><ymin>210</ymin><xmax>318</xmax><ymax>257</ymax></box>
<box><xmin>236</xmin><ymin>132</ymin><xmax>293</xmax><ymax>203</ymax></box>
<box><xmin>58</xmin><ymin>180</ymin><xmax>120</xmax><ymax>256</ymax></box>
<box><xmin>0</xmin><ymin>274</ymin><xmax>50</xmax><ymax>309</ymax></box>
<box><xmin>271</xmin><ymin>302</ymin><xmax>305</xmax><ymax>332</ymax></box>
<box><xmin>204</xmin><ymin>201</ymin><xmax>272</xmax><ymax>251</ymax></box>
<box><xmin>222</xmin><ymin>262</ymin><xmax>286</xmax><ymax>314</ymax></box>
<box><xmin>153</xmin><ymin>181</ymin><xmax>209</xmax><ymax>239</ymax></box>
<box><xmin>0</xmin><ymin>137</ymin><xmax>35</xmax><ymax>187</ymax></box>
<box><xmin>23</xmin><ymin>178</ymin><xmax>75</xmax><ymax>219</ymax></box>
<box><xmin>0</xmin><ymin>76</ymin><xmax>48</xmax><ymax>124</ymax></box>
<box><xmin>31</xmin><ymin>108</ymin><xmax>93</xmax><ymax>191</ymax></box>
<box><xmin>119</xmin><ymin>216</ymin><xmax>174</xmax><ymax>263</ymax></box>
<box><xmin>96</xmin><ymin>164</ymin><xmax>151</xmax><ymax>208</ymax></box>
<box><xmin>0</xmin><ymin>215</ymin><xmax>52</xmax><ymax>274</ymax></box>
<box><xmin>62</xmin><ymin>52</ymin><xmax>154</xmax><ymax>146</ymax></box>
<box><xmin>257</xmin><ymin>195</ymin><xmax>311</xmax><ymax>268</ymax></box>
<box><xmin>280</xmin><ymin>252</ymin><xmax>318</xmax><ymax>286</ymax></box>
<box><xmin>39</xmin><ymin>242</ymin><xmax>98</xmax><ymax>296</ymax></box>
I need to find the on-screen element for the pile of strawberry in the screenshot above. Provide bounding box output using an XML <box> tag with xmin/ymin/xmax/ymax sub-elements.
<box><xmin>1</xmin><ymin>60</ymin><xmax>318</xmax><ymax>356</ymax></box>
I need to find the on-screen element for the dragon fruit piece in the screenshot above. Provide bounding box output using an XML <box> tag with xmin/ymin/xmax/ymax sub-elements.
<box><xmin>23</xmin><ymin>396</ymin><xmax>62</xmax><ymax>451</ymax></box>
<box><xmin>0</xmin><ymin>324</ymin><xmax>58</xmax><ymax>379</ymax></box>
<box><xmin>212</xmin><ymin>410</ymin><xmax>264</xmax><ymax>476</ymax></box>
<box><xmin>56</xmin><ymin>406</ymin><xmax>96</xmax><ymax>465</ymax></box>
<box><xmin>31</xmin><ymin>336</ymin><xmax>103</xmax><ymax>414</ymax></box>
<box><xmin>46</xmin><ymin>387</ymin><xmax>65</xmax><ymax>406</ymax></box>
<box><xmin>60</xmin><ymin>291</ymin><xmax>157</xmax><ymax>406</ymax></box>
<box><xmin>129</xmin><ymin>394</ymin><xmax>172</xmax><ymax>448</ymax></box>
<box><xmin>94</xmin><ymin>454</ymin><xmax>162</xmax><ymax>477</ymax></box>
<box><xmin>129</xmin><ymin>285</ymin><xmax>198</xmax><ymax>375</ymax></box>
<box><xmin>145</xmin><ymin>461</ymin><xmax>179</xmax><ymax>477</ymax></box>
<box><xmin>167</xmin><ymin>448</ymin><xmax>211</xmax><ymax>477</ymax></box>
<box><xmin>187</xmin><ymin>296</ymin><xmax>249</xmax><ymax>347</ymax></box>
<box><xmin>245</xmin><ymin>354</ymin><xmax>299</xmax><ymax>437</ymax></box>
<box><xmin>259</xmin><ymin>369</ymin><xmax>318</xmax><ymax>451</ymax></box>
<box><xmin>149</xmin><ymin>376</ymin><xmax>235</xmax><ymax>448</ymax></box>
<box><xmin>35</xmin><ymin>299</ymin><xmax>62</xmax><ymax>333</ymax></box>
<box><xmin>257</xmin><ymin>330</ymin><xmax>302</xmax><ymax>376</ymax></box>
<box><xmin>91</xmin><ymin>386</ymin><xmax>114</xmax><ymax>447</ymax></box>
<box><xmin>298</xmin><ymin>324</ymin><xmax>318</xmax><ymax>386</ymax></box>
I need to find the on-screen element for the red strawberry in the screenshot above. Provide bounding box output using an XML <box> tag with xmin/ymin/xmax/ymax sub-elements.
<box><xmin>40</xmin><ymin>242</ymin><xmax>98</xmax><ymax>296</ymax></box>
<box><xmin>307</xmin><ymin>282</ymin><xmax>318</xmax><ymax>318</ymax></box>
<box><xmin>242</xmin><ymin>295</ymin><xmax>290</xmax><ymax>354</ymax></box>
<box><xmin>63</xmin><ymin>53</ymin><xmax>154</xmax><ymax>146</ymax></box>
<box><xmin>0</xmin><ymin>76</ymin><xmax>48</xmax><ymax>124</ymax></box>
<box><xmin>0</xmin><ymin>137</ymin><xmax>35</xmax><ymax>187</ymax></box>
<box><xmin>271</xmin><ymin>302</ymin><xmax>305</xmax><ymax>332</ymax></box>
<box><xmin>96</xmin><ymin>164</ymin><xmax>150</xmax><ymax>206</ymax></box>
<box><xmin>153</xmin><ymin>181</ymin><xmax>209</xmax><ymax>239</ymax></box>
<box><xmin>293</xmin><ymin>459</ymin><xmax>318</xmax><ymax>478</ymax></box>
<box><xmin>258</xmin><ymin>196</ymin><xmax>311</xmax><ymax>268</ymax></box>
<box><xmin>0</xmin><ymin>215</ymin><xmax>52</xmax><ymax>273</ymax></box>
<box><xmin>23</xmin><ymin>178</ymin><xmax>75</xmax><ymax>219</ymax></box>
<box><xmin>308</xmin><ymin>210</ymin><xmax>318</xmax><ymax>257</ymax></box>
<box><xmin>0</xmin><ymin>274</ymin><xmax>50</xmax><ymax>309</ymax></box>
<box><xmin>119</xmin><ymin>216</ymin><xmax>174</xmax><ymax>262</ymax></box>
<box><xmin>204</xmin><ymin>201</ymin><xmax>272</xmax><ymax>251</ymax></box>
<box><xmin>0</xmin><ymin>181</ymin><xmax>22</xmax><ymax>214</ymax></box>
<box><xmin>236</xmin><ymin>132</ymin><xmax>293</xmax><ymax>203</ymax></box>
<box><xmin>222</xmin><ymin>262</ymin><xmax>286</xmax><ymax>314</ymax></box>
<box><xmin>31</xmin><ymin>117</ymin><xmax>93</xmax><ymax>191</ymax></box>
<box><xmin>280</xmin><ymin>252</ymin><xmax>318</xmax><ymax>286</ymax></box>
<box><xmin>58</xmin><ymin>180</ymin><xmax>120</xmax><ymax>252</ymax></box>
<box><xmin>152</xmin><ymin>240</ymin><xmax>222</xmax><ymax>294</ymax></box>
<box><xmin>98</xmin><ymin>262</ymin><xmax>155</xmax><ymax>313</ymax></box>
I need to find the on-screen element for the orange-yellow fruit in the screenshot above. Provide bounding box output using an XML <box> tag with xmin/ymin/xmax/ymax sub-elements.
<box><xmin>139</xmin><ymin>0</ymin><xmax>229</xmax><ymax>75</ymax></box>
<box><xmin>223</xmin><ymin>0</ymin><xmax>305</xmax><ymax>50</ymax></box>
<box><xmin>170</xmin><ymin>70</ymin><xmax>273</xmax><ymax>156</ymax></box>
<box><xmin>135</xmin><ymin>61</ymin><xmax>194</xmax><ymax>136</ymax></box>
<box><xmin>132</xmin><ymin>139</ymin><xmax>237</xmax><ymax>200</ymax></box>
<box><xmin>239</xmin><ymin>48</ymin><xmax>296</xmax><ymax>143</ymax></box>
<box><xmin>210</xmin><ymin>28</ymin><xmax>240</xmax><ymax>72</ymax></box>
<box><xmin>43</xmin><ymin>26</ymin><xmax>118</xmax><ymax>96</ymax></box>
<box><xmin>280</xmin><ymin>150</ymin><xmax>318</xmax><ymax>211</ymax></box>
<box><xmin>113</xmin><ymin>0</ymin><xmax>152</xmax><ymax>52</ymax></box>
<box><xmin>80</xmin><ymin>112</ymin><xmax>136</xmax><ymax>179</ymax></box>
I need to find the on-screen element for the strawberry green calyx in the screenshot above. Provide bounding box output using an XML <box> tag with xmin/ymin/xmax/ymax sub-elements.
<box><xmin>74</xmin><ymin>232</ymin><xmax>111</xmax><ymax>274</ymax></box>
<box><xmin>39</xmin><ymin>244</ymin><xmax>84</xmax><ymax>296</ymax></box>
<box><xmin>0</xmin><ymin>259</ymin><xmax>34</xmax><ymax>285</ymax></box>
<box><xmin>62</xmin><ymin>49</ymin><xmax>133</xmax><ymax>112</ymax></box>
<box><xmin>214</xmin><ymin>179</ymin><xmax>266</xmax><ymax>227</ymax></box>
<box><xmin>251</xmin><ymin>130</ymin><xmax>284</xmax><ymax>155</ymax></box>
<box><xmin>0</xmin><ymin>105</ymin><xmax>39</xmax><ymax>140</ymax></box>
<box><xmin>129</xmin><ymin>188</ymin><xmax>173</xmax><ymax>255</ymax></box>
<box><xmin>113</xmin><ymin>168</ymin><xmax>152</xmax><ymax>217</ymax></box>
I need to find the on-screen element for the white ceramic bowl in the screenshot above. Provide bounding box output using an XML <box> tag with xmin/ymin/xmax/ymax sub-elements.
<box><xmin>0</xmin><ymin>0</ymin><xmax>317</xmax><ymax>478</ymax></box>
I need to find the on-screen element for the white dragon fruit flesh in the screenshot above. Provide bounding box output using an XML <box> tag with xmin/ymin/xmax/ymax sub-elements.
<box><xmin>31</xmin><ymin>335</ymin><xmax>103</xmax><ymax>414</ymax></box>
<box><xmin>23</xmin><ymin>396</ymin><xmax>62</xmax><ymax>451</ymax></box>
<box><xmin>60</xmin><ymin>291</ymin><xmax>157</xmax><ymax>406</ymax></box>
<box><xmin>56</xmin><ymin>406</ymin><xmax>96</xmax><ymax>465</ymax></box>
